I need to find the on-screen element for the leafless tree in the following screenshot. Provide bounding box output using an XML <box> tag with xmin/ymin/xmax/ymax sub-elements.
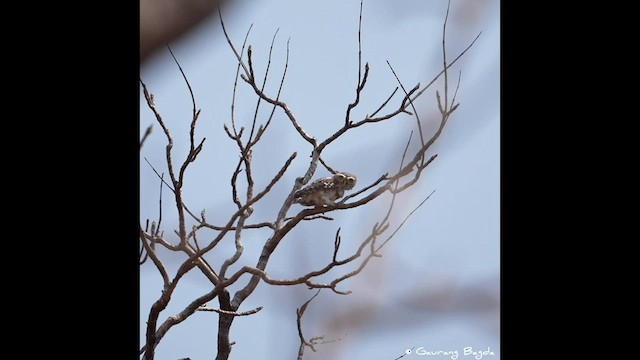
<box><xmin>139</xmin><ymin>1</ymin><xmax>480</xmax><ymax>359</ymax></box>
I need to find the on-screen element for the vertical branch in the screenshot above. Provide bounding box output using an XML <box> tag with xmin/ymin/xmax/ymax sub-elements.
<box><xmin>247</xmin><ymin>29</ymin><xmax>280</xmax><ymax>143</ymax></box>
<box><xmin>296</xmin><ymin>290</ymin><xmax>322</xmax><ymax>359</ymax></box>
<box><xmin>139</xmin><ymin>238</ymin><xmax>149</xmax><ymax>264</ymax></box>
<box><xmin>166</xmin><ymin>47</ymin><xmax>208</xmax><ymax>247</ymax></box>
<box><xmin>215</xmin><ymin>290</ymin><xmax>234</xmax><ymax>360</ymax></box>
<box><xmin>251</xmin><ymin>38</ymin><xmax>291</xmax><ymax>145</ymax></box>
<box><xmin>156</xmin><ymin>173</ymin><xmax>164</xmax><ymax>236</ymax></box>
<box><xmin>344</xmin><ymin>0</ymin><xmax>368</xmax><ymax>125</ymax></box>
<box><xmin>442</xmin><ymin>0</ymin><xmax>451</xmax><ymax>113</ymax></box>
<box><xmin>230</xmin><ymin>161</ymin><xmax>244</xmax><ymax>209</ymax></box>
<box><xmin>230</xmin><ymin>24</ymin><xmax>254</xmax><ymax>136</ymax></box>
<box><xmin>357</xmin><ymin>0</ymin><xmax>363</xmax><ymax>80</ymax></box>
<box><xmin>450</xmin><ymin>71</ymin><xmax>462</xmax><ymax>110</ymax></box>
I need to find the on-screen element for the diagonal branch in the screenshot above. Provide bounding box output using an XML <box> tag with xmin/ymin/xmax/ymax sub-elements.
<box><xmin>139</xmin><ymin>228</ymin><xmax>170</xmax><ymax>286</ymax></box>
<box><xmin>143</xmin><ymin>157</ymin><xmax>203</xmax><ymax>223</ymax></box>
<box><xmin>139</xmin><ymin>124</ymin><xmax>153</xmax><ymax>149</ymax></box>
<box><xmin>410</xmin><ymin>31</ymin><xmax>481</xmax><ymax>103</ymax></box>
<box><xmin>386</xmin><ymin>61</ymin><xmax>425</xmax><ymax>155</ymax></box>
<box><xmin>377</xmin><ymin>190</ymin><xmax>435</xmax><ymax>251</ymax></box>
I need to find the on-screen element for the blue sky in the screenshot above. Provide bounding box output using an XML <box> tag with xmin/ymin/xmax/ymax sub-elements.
<box><xmin>140</xmin><ymin>0</ymin><xmax>499</xmax><ymax>359</ymax></box>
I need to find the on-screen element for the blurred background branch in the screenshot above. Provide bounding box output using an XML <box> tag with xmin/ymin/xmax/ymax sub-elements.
<box><xmin>141</xmin><ymin>0</ymin><xmax>228</xmax><ymax>63</ymax></box>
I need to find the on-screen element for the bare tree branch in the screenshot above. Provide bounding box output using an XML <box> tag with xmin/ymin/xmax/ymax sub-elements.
<box><xmin>386</xmin><ymin>61</ymin><xmax>426</xmax><ymax>154</ymax></box>
<box><xmin>143</xmin><ymin>157</ymin><xmax>203</xmax><ymax>223</ymax></box>
<box><xmin>410</xmin><ymin>31</ymin><xmax>481</xmax><ymax>103</ymax></box>
<box><xmin>139</xmin><ymin>228</ymin><xmax>170</xmax><ymax>286</ymax></box>
<box><xmin>140</xmin><ymin>124</ymin><xmax>153</xmax><ymax>149</ymax></box>
<box><xmin>220</xmin><ymin>13</ymin><xmax>316</xmax><ymax>145</ymax></box>
<box><xmin>152</xmin><ymin>289</ymin><xmax>222</xmax><ymax>351</ymax></box>
<box><xmin>252</xmin><ymin>38</ymin><xmax>291</xmax><ymax>146</ymax></box>
<box><xmin>344</xmin><ymin>0</ymin><xmax>368</xmax><ymax>126</ymax></box>
<box><xmin>297</xmin><ymin>290</ymin><xmax>321</xmax><ymax>358</ymax></box>
<box><xmin>370</xmin><ymin>87</ymin><xmax>399</xmax><ymax>118</ymax></box>
<box><xmin>230</xmin><ymin>24</ymin><xmax>254</xmax><ymax>136</ymax></box>
<box><xmin>377</xmin><ymin>190</ymin><xmax>435</xmax><ymax>251</ymax></box>
<box><xmin>247</xmin><ymin>28</ymin><xmax>280</xmax><ymax>142</ymax></box>
<box><xmin>197</xmin><ymin>305</ymin><xmax>263</xmax><ymax>316</ymax></box>
<box><xmin>318</xmin><ymin>156</ymin><xmax>337</xmax><ymax>174</ymax></box>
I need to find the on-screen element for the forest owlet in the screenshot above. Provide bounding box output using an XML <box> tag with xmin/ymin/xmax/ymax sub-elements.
<box><xmin>293</xmin><ymin>172</ymin><xmax>357</xmax><ymax>207</ymax></box>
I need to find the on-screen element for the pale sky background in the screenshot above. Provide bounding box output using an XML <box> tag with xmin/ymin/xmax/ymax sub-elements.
<box><xmin>140</xmin><ymin>1</ymin><xmax>499</xmax><ymax>359</ymax></box>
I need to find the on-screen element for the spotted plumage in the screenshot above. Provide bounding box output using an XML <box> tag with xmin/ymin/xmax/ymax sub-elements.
<box><xmin>294</xmin><ymin>172</ymin><xmax>357</xmax><ymax>207</ymax></box>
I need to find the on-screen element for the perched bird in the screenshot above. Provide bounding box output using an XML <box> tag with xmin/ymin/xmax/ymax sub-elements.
<box><xmin>294</xmin><ymin>172</ymin><xmax>357</xmax><ymax>207</ymax></box>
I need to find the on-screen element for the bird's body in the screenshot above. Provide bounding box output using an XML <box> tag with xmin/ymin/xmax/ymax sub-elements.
<box><xmin>294</xmin><ymin>172</ymin><xmax>357</xmax><ymax>207</ymax></box>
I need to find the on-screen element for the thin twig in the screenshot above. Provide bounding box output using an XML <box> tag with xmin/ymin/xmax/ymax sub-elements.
<box><xmin>143</xmin><ymin>157</ymin><xmax>203</xmax><ymax>223</ymax></box>
<box><xmin>247</xmin><ymin>28</ymin><xmax>280</xmax><ymax>143</ymax></box>
<box><xmin>219</xmin><ymin>12</ymin><xmax>251</xmax><ymax>80</ymax></box>
<box><xmin>386</xmin><ymin>61</ymin><xmax>425</xmax><ymax>154</ymax></box>
<box><xmin>369</xmin><ymin>87</ymin><xmax>398</xmax><ymax>118</ymax></box>
<box><xmin>139</xmin><ymin>238</ymin><xmax>149</xmax><ymax>265</ymax></box>
<box><xmin>197</xmin><ymin>305</ymin><xmax>263</xmax><ymax>316</ymax></box>
<box><xmin>341</xmin><ymin>173</ymin><xmax>388</xmax><ymax>202</ymax></box>
<box><xmin>140</xmin><ymin>124</ymin><xmax>153</xmax><ymax>149</ymax></box>
<box><xmin>167</xmin><ymin>45</ymin><xmax>197</xmax><ymax>124</ymax></box>
<box><xmin>344</xmin><ymin>0</ymin><xmax>367</xmax><ymax>127</ymax></box>
<box><xmin>220</xmin><ymin>14</ymin><xmax>316</xmax><ymax>145</ymax></box>
<box><xmin>192</xmin><ymin>225</ymin><xmax>201</xmax><ymax>252</ymax></box>
<box><xmin>139</xmin><ymin>229</ymin><xmax>170</xmax><ymax>286</ymax></box>
<box><xmin>333</xmin><ymin>229</ymin><xmax>342</xmax><ymax>262</ymax></box>
<box><xmin>442</xmin><ymin>0</ymin><xmax>451</xmax><ymax>115</ymax></box>
<box><xmin>297</xmin><ymin>289</ymin><xmax>322</xmax><ymax>359</ymax></box>
<box><xmin>230</xmin><ymin>24</ymin><xmax>254</xmax><ymax>136</ymax></box>
<box><xmin>167</xmin><ymin>48</ymin><xmax>206</xmax><ymax>246</ymax></box>
<box><xmin>318</xmin><ymin>156</ymin><xmax>337</xmax><ymax>174</ymax></box>
<box><xmin>140</xmin><ymin>79</ymin><xmax>177</xmax><ymax>188</ymax></box>
<box><xmin>410</xmin><ymin>31</ymin><xmax>481</xmax><ymax>103</ymax></box>
<box><xmin>376</xmin><ymin>190</ymin><xmax>435</xmax><ymax>251</ymax></box>
<box><xmin>252</xmin><ymin>38</ymin><xmax>291</xmax><ymax>145</ymax></box>
<box><xmin>156</xmin><ymin>173</ymin><xmax>164</xmax><ymax>236</ymax></box>
<box><xmin>450</xmin><ymin>71</ymin><xmax>462</xmax><ymax>111</ymax></box>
